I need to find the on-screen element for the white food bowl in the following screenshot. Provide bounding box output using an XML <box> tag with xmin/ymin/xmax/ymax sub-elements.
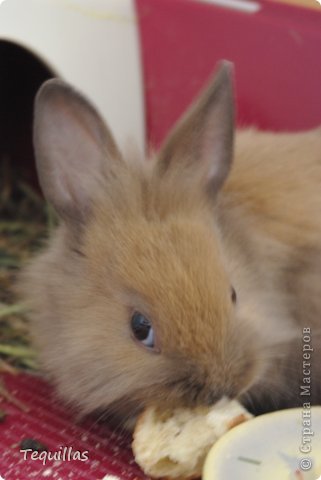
<box><xmin>203</xmin><ymin>406</ymin><xmax>321</xmax><ymax>480</ymax></box>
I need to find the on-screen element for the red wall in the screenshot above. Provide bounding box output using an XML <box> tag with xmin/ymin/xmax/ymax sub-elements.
<box><xmin>136</xmin><ymin>0</ymin><xmax>321</xmax><ymax>147</ymax></box>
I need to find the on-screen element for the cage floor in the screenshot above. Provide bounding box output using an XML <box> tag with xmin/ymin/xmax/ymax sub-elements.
<box><xmin>0</xmin><ymin>373</ymin><xmax>148</xmax><ymax>480</ymax></box>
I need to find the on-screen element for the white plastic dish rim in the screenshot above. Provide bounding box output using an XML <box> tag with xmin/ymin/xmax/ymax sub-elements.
<box><xmin>203</xmin><ymin>406</ymin><xmax>321</xmax><ymax>480</ymax></box>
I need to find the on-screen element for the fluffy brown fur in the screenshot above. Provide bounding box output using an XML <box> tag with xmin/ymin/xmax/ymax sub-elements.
<box><xmin>17</xmin><ymin>62</ymin><xmax>321</xmax><ymax>424</ymax></box>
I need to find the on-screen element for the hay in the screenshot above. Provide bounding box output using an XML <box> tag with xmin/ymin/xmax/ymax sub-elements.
<box><xmin>0</xmin><ymin>156</ymin><xmax>57</xmax><ymax>372</ymax></box>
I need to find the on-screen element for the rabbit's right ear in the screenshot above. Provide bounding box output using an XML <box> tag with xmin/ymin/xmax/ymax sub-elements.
<box><xmin>33</xmin><ymin>79</ymin><xmax>122</xmax><ymax>224</ymax></box>
<box><xmin>157</xmin><ymin>61</ymin><xmax>235</xmax><ymax>196</ymax></box>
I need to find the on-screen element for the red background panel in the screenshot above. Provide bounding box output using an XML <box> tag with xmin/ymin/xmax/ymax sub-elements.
<box><xmin>136</xmin><ymin>0</ymin><xmax>321</xmax><ymax>148</ymax></box>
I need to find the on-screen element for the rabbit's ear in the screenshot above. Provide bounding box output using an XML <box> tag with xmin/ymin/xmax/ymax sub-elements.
<box><xmin>157</xmin><ymin>61</ymin><xmax>235</xmax><ymax>195</ymax></box>
<box><xmin>33</xmin><ymin>79</ymin><xmax>122</xmax><ymax>224</ymax></box>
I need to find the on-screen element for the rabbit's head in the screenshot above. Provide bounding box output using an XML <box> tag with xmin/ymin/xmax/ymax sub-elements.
<box><xmin>19</xmin><ymin>63</ymin><xmax>266</xmax><ymax>421</ymax></box>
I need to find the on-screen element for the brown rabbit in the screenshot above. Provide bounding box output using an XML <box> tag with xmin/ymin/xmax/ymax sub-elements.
<box><xmin>18</xmin><ymin>62</ymin><xmax>321</xmax><ymax>423</ymax></box>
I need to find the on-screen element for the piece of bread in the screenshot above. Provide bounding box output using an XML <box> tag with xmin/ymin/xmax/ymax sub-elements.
<box><xmin>132</xmin><ymin>398</ymin><xmax>252</xmax><ymax>479</ymax></box>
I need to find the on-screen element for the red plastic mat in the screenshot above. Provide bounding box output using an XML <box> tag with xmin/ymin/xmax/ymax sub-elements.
<box><xmin>0</xmin><ymin>373</ymin><xmax>148</xmax><ymax>480</ymax></box>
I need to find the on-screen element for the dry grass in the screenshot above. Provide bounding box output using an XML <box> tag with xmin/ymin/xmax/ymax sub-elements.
<box><xmin>0</xmin><ymin>156</ymin><xmax>56</xmax><ymax>372</ymax></box>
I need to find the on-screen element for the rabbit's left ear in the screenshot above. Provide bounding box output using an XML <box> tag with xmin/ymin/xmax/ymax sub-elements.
<box><xmin>33</xmin><ymin>79</ymin><xmax>122</xmax><ymax>224</ymax></box>
<box><xmin>157</xmin><ymin>61</ymin><xmax>235</xmax><ymax>194</ymax></box>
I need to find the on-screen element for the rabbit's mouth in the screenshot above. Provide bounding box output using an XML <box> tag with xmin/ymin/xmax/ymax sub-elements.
<box><xmin>95</xmin><ymin>396</ymin><xmax>145</xmax><ymax>432</ymax></box>
<box><xmin>92</xmin><ymin>371</ymin><xmax>252</xmax><ymax>431</ymax></box>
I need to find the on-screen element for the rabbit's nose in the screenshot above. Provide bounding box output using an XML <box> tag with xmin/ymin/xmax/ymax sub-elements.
<box><xmin>205</xmin><ymin>386</ymin><xmax>239</xmax><ymax>406</ymax></box>
<box><xmin>205</xmin><ymin>390</ymin><xmax>226</xmax><ymax>406</ymax></box>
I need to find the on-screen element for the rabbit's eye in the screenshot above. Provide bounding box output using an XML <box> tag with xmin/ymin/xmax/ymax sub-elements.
<box><xmin>231</xmin><ymin>287</ymin><xmax>237</xmax><ymax>304</ymax></box>
<box><xmin>131</xmin><ymin>312</ymin><xmax>155</xmax><ymax>349</ymax></box>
